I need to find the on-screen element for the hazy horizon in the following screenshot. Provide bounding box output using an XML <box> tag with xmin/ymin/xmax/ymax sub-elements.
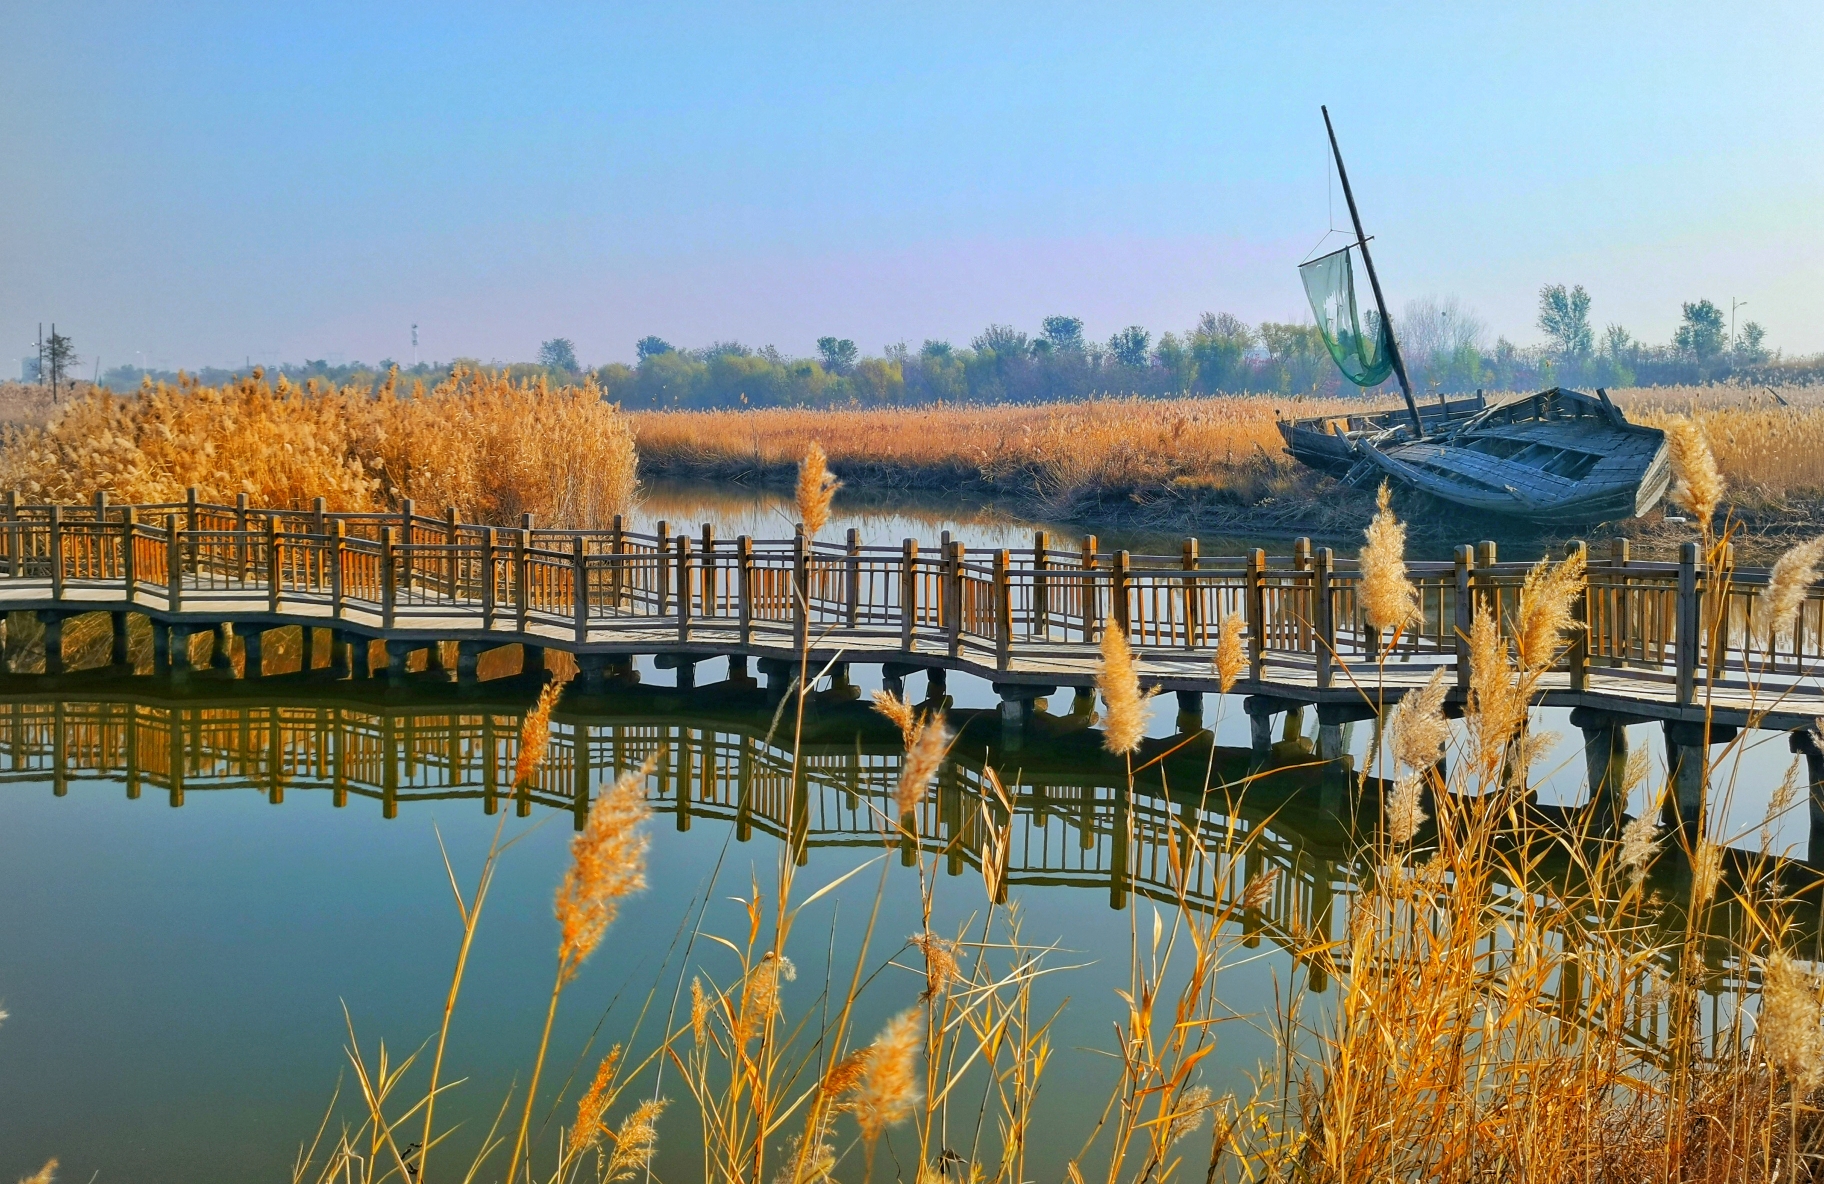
<box><xmin>5</xmin><ymin>3</ymin><xmax>1820</xmax><ymax>373</ymax></box>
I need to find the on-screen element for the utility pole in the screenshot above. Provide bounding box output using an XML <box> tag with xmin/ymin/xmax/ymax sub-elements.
<box><xmin>1731</xmin><ymin>298</ymin><xmax>1748</xmax><ymax>358</ymax></box>
<box><xmin>411</xmin><ymin>323</ymin><xmax>419</xmax><ymax>368</ymax></box>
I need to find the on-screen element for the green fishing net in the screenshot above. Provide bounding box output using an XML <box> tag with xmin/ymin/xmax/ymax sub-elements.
<box><xmin>1299</xmin><ymin>245</ymin><xmax>1393</xmax><ymax>387</ymax></box>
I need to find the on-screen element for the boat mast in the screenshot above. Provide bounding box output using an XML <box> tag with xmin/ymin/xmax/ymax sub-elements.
<box><xmin>1321</xmin><ymin>105</ymin><xmax>1423</xmax><ymax>436</ymax></box>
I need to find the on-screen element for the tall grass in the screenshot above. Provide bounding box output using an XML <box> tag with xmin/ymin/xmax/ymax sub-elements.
<box><xmin>0</xmin><ymin>367</ymin><xmax>638</xmax><ymax>527</ymax></box>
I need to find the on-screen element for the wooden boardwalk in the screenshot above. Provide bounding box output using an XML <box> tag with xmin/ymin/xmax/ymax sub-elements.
<box><xmin>3</xmin><ymin>493</ymin><xmax>1821</xmax><ymax>737</ymax></box>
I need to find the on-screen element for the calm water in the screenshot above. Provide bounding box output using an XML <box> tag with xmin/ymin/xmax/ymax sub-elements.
<box><xmin>0</xmin><ymin>485</ymin><xmax>1808</xmax><ymax>1181</ymax></box>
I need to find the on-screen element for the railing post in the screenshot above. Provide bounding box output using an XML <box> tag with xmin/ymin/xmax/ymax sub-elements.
<box><xmin>399</xmin><ymin>498</ymin><xmax>414</xmax><ymax>593</ymax></box>
<box><xmin>236</xmin><ymin>491</ymin><xmax>249</xmax><ymax>582</ymax></box>
<box><xmin>1032</xmin><ymin>529</ymin><xmax>1050</xmax><ymax>637</ymax></box>
<box><xmin>1453</xmin><ymin>544</ymin><xmax>1475</xmax><ymax>692</ymax></box>
<box><xmin>381</xmin><ymin>526</ymin><xmax>397</xmax><ymax>630</ymax></box>
<box><xmin>1609</xmin><ymin>536</ymin><xmax>1631</xmax><ymax>665</ymax></box>
<box><xmin>49</xmin><ymin>505</ymin><xmax>64</xmax><ymax>601</ymax></box>
<box><xmin>701</xmin><ymin>523</ymin><xmax>717</xmax><ymax>617</ymax></box>
<box><xmin>312</xmin><ymin>496</ymin><xmax>326</xmax><ymax>538</ymax></box>
<box><xmin>574</xmin><ymin>534</ymin><xmax>588</xmax><ymax>645</ymax></box>
<box><xmin>1565</xmin><ymin>539</ymin><xmax>1588</xmax><ymax>692</ymax></box>
<box><xmin>1112</xmin><ymin>549</ymin><xmax>1132</xmax><ymax>639</ymax></box>
<box><xmin>900</xmin><ymin>538</ymin><xmax>919</xmax><ymax>651</ymax></box>
<box><xmin>1182</xmin><ymin>537</ymin><xmax>1200</xmax><ymax>648</ymax></box>
<box><xmin>945</xmin><ymin>540</ymin><xmax>963</xmax><ymax>659</ymax></box>
<box><xmin>166</xmin><ymin>514</ymin><xmax>182</xmax><ymax>613</ymax></box>
<box><xmin>845</xmin><ymin>527</ymin><xmax>861</xmax><ymax>628</ymax></box>
<box><xmin>677</xmin><ymin>533</ymin><xmax>694</xmax><ymax>644</ymax></box>
<box><xmin>514</xmin><ymin>528</ymin><xmax>530</xmax><ymax>635</ymax></box>
<box><xmin>1676</xmin><ymin>541</ymin><xmax>1700</xmax><ymax>707</ymax></box>
<box><xmin>993</xmin><ymin>548</ymin><xmax>1012</xmax><ymax>670</ymax></box>
<box><xmin>480</xmin><ymin>527</ymin><xmax>495</xmax><ymax>628</ymax></box>
<box><xmin>184</xmin><ymin>487</ymin><xmax>198</xmax><ymax>578</ymax></box>
<box><xmin>3</xmin><ymin>488</ymin><xmax>17</xmax><ymax>578</ymax></box>
<box><xmin>122</xmin><ymin>508</ymin><xmax>137</xmax><ymax>596</ymax></box>
<box><xmin>330</xmin><ymin>521</ymin><xmax>345</xmax><ymax>620</ymax></box>
<box><xmin>445</xmin><ymin>506</ymin><xmax>460</xmax><ymax>603</ymax></box>
<box><xmin>655</xmin><ymin>519</ymin><xmax>670</xmax><ymax>616</ymax></box>
<box><xmin>1315</xmin><ymin>546</ymin><xmax>1335</xmax><ymax>689</ymax></box>
<box><xmin>1080</xmin><ymin>535</ymin><xmax>1099</xmax><ymax>641</ymax></box>
<box><xmin>609</xmin><ymin>514</ymin><xmax>625</xmax><ymax>610</ymax></box>
<box><xmin>267</xmin><ymin>517</ymin><xmax>281</xmax><ymax>614</ymax></box>
<box><xmin>737</xmin><ymin>535</ymin><xmax>754</xmax><ymax>645</ymax></box>
<box><xmin>1245</xmin><ymin>548</ymin><xmax>1266</xmax><ymax>683</ymax></box>
<box><xmin>792</xmin><ymin>526</ymin><xmax>808</xmax><ymax>654</ymax></box>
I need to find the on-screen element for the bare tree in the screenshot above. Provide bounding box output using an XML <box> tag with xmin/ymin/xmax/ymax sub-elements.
<box><xmin>45</xmin><ymin>325</ymin><xmax>77</xmax><ymax>401</ymax></box>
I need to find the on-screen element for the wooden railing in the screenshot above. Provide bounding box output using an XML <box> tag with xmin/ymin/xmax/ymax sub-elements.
<box><xmin>4</xmin><ymin>492</ymin><xmax>1824</xmax><ymax>711</ymax></box>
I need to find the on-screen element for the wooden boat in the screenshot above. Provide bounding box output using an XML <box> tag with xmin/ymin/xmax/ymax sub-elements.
<box><xmin>1284</xmin><ymin>111</ymin><xmax>1669</xmax><ymax>524</ymax></box>
<box><xmin>1277</xmin><ymin>387</ymin><xmax>1672</xmax><ymax>524</ymax></box>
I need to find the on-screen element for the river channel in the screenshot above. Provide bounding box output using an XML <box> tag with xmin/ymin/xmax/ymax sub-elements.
<box><xmin>0</xmin><ymin>482</ymin><xmax>1809</xmax><ymax>1182</ymax></box>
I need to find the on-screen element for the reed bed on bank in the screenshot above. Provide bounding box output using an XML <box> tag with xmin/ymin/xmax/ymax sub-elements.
<box><xmin>0</xmin><ymin>369</ymin><xmax>638</xmax><ymax>527</ymax></box>
<box><xmin>634</xmin><ymin>386</ymin><xmax>1824</xmax><ymax>509</ymax></box>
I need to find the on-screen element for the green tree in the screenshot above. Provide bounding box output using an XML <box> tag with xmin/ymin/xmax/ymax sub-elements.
<box><xmin>537</xmin><ymin>338</ymin><xmax>579</xmax><ymax>372</ymax></box>
<box><xmin>1673</xmin><ymin>300</ymin><xmax>1727</xmax><ymax>360</ymax></box>
<box><xmin>635</xmin><ymin>335</ymin><xmax>673</xmax><ymax>360</ymax></box>
<box><xmin>970</xmin><ymin>325</ymin><xmax>1029</xmax><ymax>357</ymax></box>
<box><xmin>44</xmin><ymin>326</ymin><xmax>77</xmax><ymax>399</ymax></box>
<box><xmin>1537</xmin><ymin>284</ymin><xmax>1593</xmax><ymax>358</ymax></box>
<box><xmin>1736</xmin><ymin>321</ymin><xmax>1768</xmax><ymax>364</ymax></box>
<box><xmin>1041</xmin><ymin>315</ymin><xmax>1085</xmax><ymax>352</ymax></box>
<box><xmin>1107</xmin><ymin>325</ymin><xmax>1151</xmax><ymax>367</ymax></box>
<box><xmin>815</xmin><ymin>336</ymin><xmax>858</xmax><ymax>375</ymax></box>
<box><xmin>1188</xmin><ymin>312</ymin><xmax>1253</xmax><ymax>391</ymax></box>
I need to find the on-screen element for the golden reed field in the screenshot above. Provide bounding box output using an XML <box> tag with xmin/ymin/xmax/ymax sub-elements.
<box><xmin>0</xmin><ymin>369</ymin><xmax>638</xmax><ymax>528</ymax></box>
<box><xmin>631</xmin><ymin>385</ymin><xmax>1824</xmax><ymax>507</ymax></box>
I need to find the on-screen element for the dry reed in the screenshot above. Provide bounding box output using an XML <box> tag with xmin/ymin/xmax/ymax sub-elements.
<box><xmin>513</xmin><ymin>675</ymin><xmax>566</xmax><ymax>790</ymax></box>
<box><xmin>845</xmin><ymin>1009</ymin><xmax>923</xmax><ymax>1147</ymax></box>
<box><xmin>794</xmin><ymin>441</ymin><xmax>840</xmax><ymax>537</ymax></box>
<box><xmin>1663</xmin><ymin>415</ymin><xmax>1726</xmax><ymax>530</ymax></box>
<box><xmin>1358</xmin><ymin>483</ymin><xmax>1419</xmax><ymax>634</ymax></box>
<box><xmin>1214</xmin><ymin>613</ymin><xmax>1245</xmax><ymax>693</ymax></box>
<box><xmin>0</xmin><ymin>368</ymin><xmax>638</xmax><ymax>527</ymax></box>
<box><xmin>17</xmin><ymin>1160</ymin><xmax>56</xmax><ymax>1184</ymax></box>
<box><xmin>1096</xmin><ymin>622</ymin><xmax>1152</xmax><ymax>756</ymax></box>
<box><xmin>1758</xmin><ymin>535</ymin><xmax>1824</xmax><ymax>648</ymax></box>
<box><xmin>895</xmin><ymin>714</ymin><xmax>950</xmax><ymax>820</ymax></box>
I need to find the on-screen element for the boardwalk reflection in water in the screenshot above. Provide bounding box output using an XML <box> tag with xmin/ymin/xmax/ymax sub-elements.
<box><xmin>4</xmin><ymin>681</ymin><xmax>1807</xmax><ymax>1045</ymax></box>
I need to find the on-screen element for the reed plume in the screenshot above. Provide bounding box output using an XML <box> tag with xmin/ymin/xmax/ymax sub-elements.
<box><xmin>1097</xmin><ymin>620</ymin><xmax>1154</xmax><ymax>756</ymax></box>
<box><xmin>1241</xmin><ymin>867</ymin><xmax>1280</xmax><ymax>912</ymax></box>
<box><xmin>1664</xmin><ymin>415</ymin><xmax>1725</xmax><ymax>530</ymax></box>
<box><xmin>795</xmin><ymin>441</ymin><xmax>841</xmax><ymax>538</ymax></box>
<box><xmin>1385</xmin><ymin>772</ymin><xmax>1427</xmax><ymax>845</ymax></box>
<box><xmin>1763</xmin><ymin>757</ymin><xmax>1803</xmax><ymax>853</ymax></box>
<box><xmin>1393</xmin><ymin>668</ymin><xmax>1450</xmax><ymax>773</ymax></box>
<box><xmin>556</xmin><ymin>755</ymin><xmax>656</xmax><ymax>980</ymax></box>
<box><xmin>603</xmin><ymin>1098</ymin><xmax>667</xmax><ymax>1181</ymax></box>
<box><xmin>1757</xmin><ymin>534</ymin><xmax>1824</xmax><ymax>649</ymax></box>
<box><xmin>690</xmin><ymin>976</ymin><xmax>708</xmax><ymax>1046</ymax></box>
<box><xmin>871</xmin><ymin>687</ymin><xmax>918</xmax><ymax>744</ymax></box>
<box><xmin>1166</xmin><ymin>1084</ymin><xmax>1213</xmax><ymax>1147</ymax></box>
<box><xmin>1214</xmin><ymin>612</ymin><xmax>1245</xmax><ymax>692</ymax></box>
<box><xmin>513</xmin><ymin>675</ymin><xmax>567</xmax><ymax>790</ymax></box>
<box><xmin>1618</xmin><ymin>808</ymin><xmax>1661</xmax><ymax>891</ymax></box>
<box><xmin>1760</xmin><ymin>953</ymin><xmax>1824</xmax><ymax>1090</ymax></box>
<box><xmin>909</xmin><ymin>931</ymin><xmax>963</xmax><ymax>1001</ymax></box>
<box><xmin>896</xmin><ymin>713</ymin><xmax>950</xmax><ymax>820</ymax></box>
<box><xmin>1359</xmin><ymin>482</ymin><xmax>1420</xmax><ymax>634</ymax></box>
<box><xmin>16</xmin><ymin>1161</ymin><xmax>56</xmax><ymax>1184</ymax></box>
<box><xmin>846</xmin><ymin>1008</ymin><xmax>923</xmax><ymax>1145</ymax></box>
<box><xmin>568</xmin><ymin>1045</ymin><xmax>624</xmax><ymax>1157</ymax></box>
<box><xmin>1514</xmin><ymin>548</ymin><xmax>1586</xmax><ymax>672</ymax></box>
<box><xmin>1691</xmin><ymin>839</ymin><xmax>1724</xmax><ymax>907</ymax></box>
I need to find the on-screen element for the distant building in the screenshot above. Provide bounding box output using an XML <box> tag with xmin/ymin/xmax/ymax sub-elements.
<box><xmin>21</xmin><ymin>357</ymin><xmax>41</xmax><ymax>382</ymax></box>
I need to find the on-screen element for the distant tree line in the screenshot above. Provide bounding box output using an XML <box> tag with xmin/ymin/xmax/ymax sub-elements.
<box><xmin>90</xmin><ymin>291</ymin><xmax>1818</xmax><ymax>405</ymax></box>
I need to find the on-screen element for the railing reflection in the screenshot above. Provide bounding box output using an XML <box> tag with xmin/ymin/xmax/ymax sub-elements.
<box><xmin>2</xmin><ymin>691</ymin><xmax>1801</xmax><ymax>1064</ymax></box>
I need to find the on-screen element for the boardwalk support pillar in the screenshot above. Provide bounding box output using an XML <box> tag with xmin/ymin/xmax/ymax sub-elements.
<box><xmin>1571</xmin><ymin>706</ymin><xmax>1643</xmax><ymax>836</ymax></box>
<box><xmin>994</xmin><ymin>683</ymin><xmax>1056</xmax><ymax>738</ymax></box>
<box><xmin>1243</xmin><ymin>695</ymin><xmax>1304</xmax><ymax>759</ymax></box>
<box><xmin>37</xmin><ymin>611</ymin><xmax>64</xmax><ymax>675</ymax></box>
<box><xmin>242</xmin><ymin>628</ymin><xmax>263</xmax><ymax>679</ymax></box>
<box><xmin>1175</xmin><ymin>690</ymin><xmax>1204</xmax><ymax>732</ymax></box>
<box><xmin>655</xmin><ymin>651</ymin><xmax>698</xmax><ymax>690</ymax></box>
<box><xmin>757</xmin><ymin>657</ymin><xmax>794</xmax><ymax>702</ymax></box>
<box><xmin>1791</xmin><ymin>726</ymin><xmax>1824</xmax><ymax>866</ymax></box>
<box><xmin>1662</xmin><ymin>719</ymin><xmax>1739</xmax><ymax>835</ymax></box>
<box><xmin>576</xmin><ymin>653</ymin><xmax>609</xmax><ymax>692</ymax></box>
<box><xmin>111</xmin><ymin>611</ymin><xmax>131</xmax><ymax>667</ymax></box>
<box><xmin>881</xmin><ymin>660</ymin><xmax>921</xmax><ymax>699</ymax></box>
<box><xmin>151</xmin><ymin>620</ymin><xmax>170</xmax><ymax>675</ymax></box>
<box><xmin>385</xmin><ymin>640</ymin><xmax>412</xmax><ymax>687</ymax></box>
<box><xmin>456</xmin><ymin>641</ymin><xmax>483</xmax><ymax>687</ymax></box>
<box><xmin>169</xmin><ymin>624</ymin><xmax>200</xmax><ymax>682</ymax></box>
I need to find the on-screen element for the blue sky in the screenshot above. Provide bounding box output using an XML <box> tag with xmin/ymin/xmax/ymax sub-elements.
<box><xmin>3</xmin><ymin>1</ymin><xmax>1819</xmax><ymax>371</ymax></box>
